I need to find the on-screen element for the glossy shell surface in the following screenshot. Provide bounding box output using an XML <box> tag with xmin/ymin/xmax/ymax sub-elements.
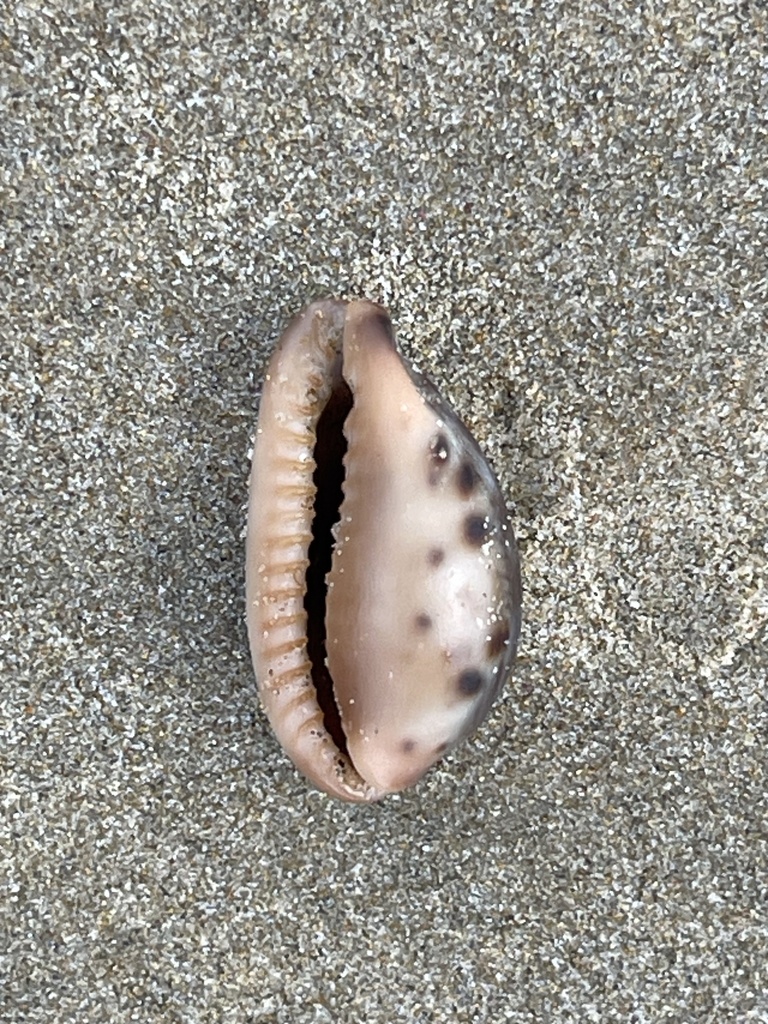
<box><xmin>245</xmin><ymin>299</ymin><xmax>521</xmax><ymax>802</ymax></box>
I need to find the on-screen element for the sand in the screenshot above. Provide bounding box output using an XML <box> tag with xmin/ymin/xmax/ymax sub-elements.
<box><xmin>2</xmin><ymin>2</ymin><xmax>767</xmax><ymax>1021</ymax></box>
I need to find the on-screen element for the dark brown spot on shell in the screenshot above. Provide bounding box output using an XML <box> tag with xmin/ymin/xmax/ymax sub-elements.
<box><xmin>402</xmin><ymin>739</ymin><xmax>416</xmax><ymax>753</ymax></box>
<box><xmin>487</xmin><ymin>622</ymin><xmax>510</xmax><ymax>659</ymax></box>
<box><xmin>428</xmin><ymin>432</ymin><xmax>451</xmax><ymax>485</ymax></box>
<box><xmin>427</xmin><ymin>547</ymin><xmax>445</xmax><ymax>567</ymax></box>
<box><xmin>458</xmin><ymin>668</ymin><xmax>484</xmax><ymax>697</ymax></box>
<box><xmin>414</xmin><ymin>612</ymin><xmax>432</xmax><ymax>631</ymax></box>
<box><xmin>457</xmin><ymin>460</ymin><xmax>479</xmax><ymax>497</ymax></box>
<box><xmin>464</xmin><ymin>514</ymin><xmax>489</xmax><ymax>546</ymax></box>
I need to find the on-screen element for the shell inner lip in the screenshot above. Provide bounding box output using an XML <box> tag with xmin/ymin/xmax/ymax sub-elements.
<box><xmin>303</xmin><ymin>370</ymin><xmax>353</xmax><ymax>758</ymax></box>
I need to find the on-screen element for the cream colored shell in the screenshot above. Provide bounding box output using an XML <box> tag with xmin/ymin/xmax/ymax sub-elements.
<box><xmin>246</xmin><ymin>299</ymin><xmax>521</xmax><ymax>802</ymax></box>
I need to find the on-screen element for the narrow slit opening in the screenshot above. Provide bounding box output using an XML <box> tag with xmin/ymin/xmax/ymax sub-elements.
<box><xmin>304</xmin><ymin>375</ymin><xmax>353</xmax><ymax>756</ymax></box>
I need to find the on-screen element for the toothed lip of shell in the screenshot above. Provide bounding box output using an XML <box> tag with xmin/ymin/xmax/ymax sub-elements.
<box><xmin>245</xmin><ymin>299</ymin><xmax>522</xmax><ymax>803</ymax></box>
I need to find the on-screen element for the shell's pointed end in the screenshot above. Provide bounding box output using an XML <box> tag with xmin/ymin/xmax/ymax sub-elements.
<box><xmin>245</xmin><ymin>298</ymin><xmax>522</xmax><ymax>803</ymax></box>
<box><xmin>344</xmin><ymin>299</ymin><xmax>397</xmax><ymax>346</ymax></box>
<box><xmin>344</xmin><ymin>738</ymin><xmax>437</xmax><ymax>797</ymax></box>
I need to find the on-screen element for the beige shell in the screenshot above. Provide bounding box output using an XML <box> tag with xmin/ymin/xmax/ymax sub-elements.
<box><xmin>245</xmin><ymin>299</ymin><xmax>521</xmax><ymax>802</ymax></box>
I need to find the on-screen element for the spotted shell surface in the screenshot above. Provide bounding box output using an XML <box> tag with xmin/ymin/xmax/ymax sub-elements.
<box><xmin>245</xmin><ymin>299</ymin><xmax>521</xmax><ymax>802</ymax></box>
